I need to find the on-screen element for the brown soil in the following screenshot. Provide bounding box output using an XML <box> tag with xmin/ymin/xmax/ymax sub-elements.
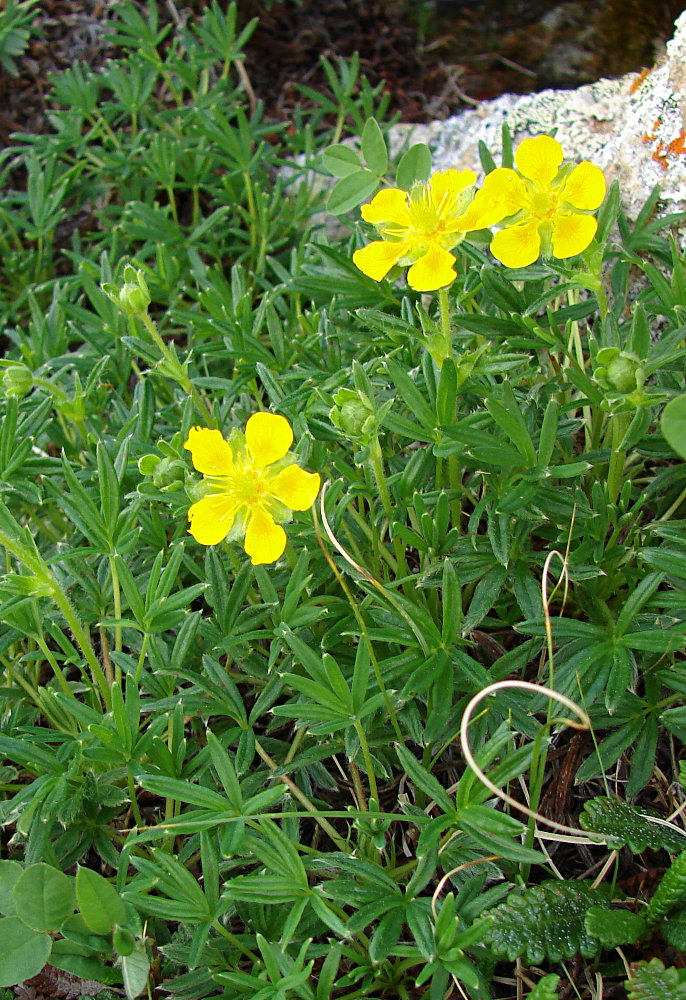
<box><xmin>0</xmin><ymin>0</ymin><xmax>683</xmax><ymax>148</ymax></box>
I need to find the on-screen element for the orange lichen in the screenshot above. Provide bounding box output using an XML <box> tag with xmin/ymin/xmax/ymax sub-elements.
<box><xmin>667</xmin><ymin>129</ymin><xmax>686</xmax><ymax>156</ymax></box>
<box><xmin>651</xmin><ymin>141</ymin><xmax>669</xmax><ymax>170</ymax></box>
<box><xmin>629</xmin><ymin>67</ymin><xmax>651</xmax><ymax>94</ymax></box>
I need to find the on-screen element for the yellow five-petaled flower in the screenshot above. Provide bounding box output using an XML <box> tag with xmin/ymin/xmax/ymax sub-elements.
<box><xmin>353</xmin><ymin>169</ymin><xmax>478</xmax><ymax>291</ymax></box>
<box><xmin>460</xmin><ymin>134</ymin><xmax>606</xmax><ymax>268</ymax></box>
<box><xmin>184</xmin><ymin>412</ymin><xmax>320</xmax><ymax>565</ymax></box>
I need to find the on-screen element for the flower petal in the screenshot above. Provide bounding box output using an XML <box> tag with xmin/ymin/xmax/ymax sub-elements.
<box><xmin>429</xmin><ymin>168</ymin><xmax>476</xmax><ymax>202</ymax></box>
<box><xmin>244</xmin><ymin>505</ymin><xmax>287</xmax><ymax>565</ymax></box>
<box><xmin>353</xmin><ymin>240</ymin><xmax>409</xmax><ymax>281</ymax></box>
<box><xmin>187</xmin><ymin>495</ymin><xmax>237</xmax><ymax>545</ymax></box>
<box><xmin>245</xmin><ymin>412</ymin><xmax>293</xmax><ymax>468</ymax></box>
<box><xmin>361</xmin><ymin>188</ymin><xmax>411</xmax><ymax>226</ymax></box>
<box><xmin>491</xmin><ymin>221</ymin><xmax>542</xmax><ymax>268</ymax></box>
<box><xmin>407</xmin><ymin>245</ymin><xmax>456</xmax><ymax>291</ymax></box>
<box><xmin>514</xmin><ymin>135</ymin><xmax>563</xmax><ymax>187</ymax></box>
<box><xmin>458</xmin><ymin>168</ymin><xmax>527</xmax><ymax>229</ymax></box>
<box><xmin>551</xmin><ymin>212</ymin><xmax>597</xmax><ymax>259</ymax></box>
<box><xmin>561</xmin><ymin>161</ymin><xmax>606</xmax><ymax>210</ymax></box>
<box><xmin>269</xmin><ymin>464</ymin><xmax>320</xmax><ymax>511</ymax></box>
<box><xmin>184</xmin><ymin>426</ymin><xmax>234</xmax><ymax>476</ymax></box>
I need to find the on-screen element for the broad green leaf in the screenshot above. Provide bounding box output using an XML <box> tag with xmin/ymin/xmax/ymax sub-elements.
<box><xmin>661</xmin><ymin>394</ymin><xmax>686</xmax><ymax>459</ymax></box>
<box><xmin>0</xmin><ymin>917</ymin><xmax>51</xmax><ymax>987</ymax></box>
<box><xmin>321</xmin><ymin>143</ymin><xmax>362</xmax><ymax>177</ymax></box>
<box><xmin>579</xmin><ymin>796</ymin><xmax>686</xmax><ymax>854</ymax></box>
<box><xmin>583</xmin><ymin>906</ymin><xmax>646</xmax><ymax>947</ymax></box>
<box><xmin>0</xmin><ymin>861</ymin><xmax>22</xmax><ymax>917</ymax></box>
<box><xmin>121</xmin><ymin>940</ymin><xmax>150</xmax><ymax>999</ymax></box>
<box><xmin>396</xmin><ymin>142</ymin><xmax>432</xmax><ymax>189</ymax></box>
<box><xmin>76</xmin><ymin>866</ymin><xmax>126</xmax><ymax>936</ymax></box>
<box><xmin>483</xmin><ymin>881</ymin><xmax>604</xmax><ymax>963</ymax></box>
<box><xmin>646</xmin><ymin>850</ymin><xmax>686</xmax><ymax>924</ymax></box>
<box><xmin>626</xmin><ymin>958</ymin><xmax>686</xmax><ymax>1000</ymax></box>
<box><xmin>361</xmin><ymin>117</ymin><xmax>388</xmax><ymax>175</ymax></box>
<box><xmin>327</xmin><ymin>169</ymin><xmax>378</xmax><ymax>215</ymax></box>
<box><xmin>12</xmin><ymin>863</ymin><xmax>75</xmax><ymax>931</ymax></box>
<box><xmin>526</xmin><ymin>975</ymin><xmax>560</xmax><ymax>1000</ymax></box>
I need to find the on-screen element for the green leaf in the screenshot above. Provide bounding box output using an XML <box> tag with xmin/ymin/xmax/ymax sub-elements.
<box><xmin>76</xmin><ymin>866</ymin><xmax>126</xmax><ymax>936</ymax></box>
<box><xmin>361</xmin><ymin>118</ymin><xmax>388</xmax><ymax>175</ymax></box>
<box><xmin>321</xmin><ymin>143</ymin><xmax>362</xmax><ymax>177</ymax></box>
<box><xmin>627</xmin><ymin>958</ymin><xmax>686</xmax><ymax>1000</ymax></box>
<box><xmin>483</xmin><ymin>881</ymin><xmax>603</xmax><ymax>963</ymax></box>
<box><xmin>661</xmin><ymin>394</ymin><xmax>686</xmax><ymax>459</ymax></box>
<box><xmin>660</xmin><ymin>907</ymin><xmax>686</xmax><ymax>949</ymax></box>
<box><xmin>395</xmin><ymin>142</ymin><xmax>432</xmax><ymax>189</ymax></box>
<box><xmin>395</xmin><ymin>744</ymin><xmax>454</xmax><ymax>814</ymax></box>
<box><xmin>0</xmin><ymin>917</ymin><xmax>51</xmax><ymax>987</ymax></box>
<box><xmin>583</xmin><ymin>906</ymin><xmax>646</xmax><ymax>947</ymax></box>
<box><xmin>526</xmin><ymin>975</ymin><xmax>560</xmax><ymax>1000</ymax></box>
<box><xmin>327</xmin><ymin>169</ymin><xmax>378</xmax><ymax>215</ymax></box>
<box><xmin>579</xmin><ymin>796</ymin><xmax>686</xmax><ymax>854</ymax></box>
<box><xmin>646</xmin><ymin>850</ymin><xmax>686</xmax><ymax>924</ymax></box>
<box><xmin>121</xmin><ymin>940</ymin><xmax>150</xmax><ymax>999</ymax></box>
<box><xmin>0</xmin><ymin>862</ymin><xmax>22</xmax><ymax>917</ymax></box>
<box><xmin>12</xmin><ymin>863</ymin><xmax>75</xmax><ymax>932</ymax></box>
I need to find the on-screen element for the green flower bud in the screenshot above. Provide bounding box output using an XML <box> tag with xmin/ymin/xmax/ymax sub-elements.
<box><xmin>152</xmin><ymin>456</ymin><xmax>186</xmax><ymax>490</ymax></box>
<box><xmin>102</xmin><ymin>264</ymin><xmax>151</xmax><ymax>317</ymax></box>
<box><xmin>594</xmin><ymin>348</ymin><xmax>645</xmax><ymax>396</ymax></box>
<box><xmin>330</xmin><ymin>388</ymin><xmax>376</xmax><ymax>443</ymax></box>
<box><xmin>2</xmin><ymin>363</ymin><xmax>33</xmax><ymax>399</ymax></box>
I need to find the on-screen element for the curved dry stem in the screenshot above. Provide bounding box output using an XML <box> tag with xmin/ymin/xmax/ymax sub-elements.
<box><xmin>431</xmin><ymin>855</ymin><xmax>500</xmax><ymax>920</ymax></box>
<box><xmin>459</xmin><ymin>678</ymin><xmax>608</xmax><ymax>843</ymax></box>
<box><xmin>318</xmin><ymin>483</ymin><xmax>430</xmax><ymax>656</ymax></box>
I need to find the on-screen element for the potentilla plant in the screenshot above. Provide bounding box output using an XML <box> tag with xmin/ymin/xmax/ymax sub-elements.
<box><xmin>1</xmin><ymin>12</ymin><xmax>686</xmax><ymax>999</ymax></box>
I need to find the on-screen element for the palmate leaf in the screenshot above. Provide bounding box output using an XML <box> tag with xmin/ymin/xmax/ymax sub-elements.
<box><xmin>482</xmin><ymin>881</ymin><xmax>606</xmax><ymax>963</ymax></box>
<box><xmin>626</xmin><ymin>959</ymin><xmax>686</xmax><ymax>1000</ymax></box>
<box><xmin>579</xmin><ymin>796</ymin><xmax>686</xmax><ymax>854</ymax></box>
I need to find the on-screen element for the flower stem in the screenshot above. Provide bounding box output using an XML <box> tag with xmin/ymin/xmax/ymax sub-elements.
<box><xmin>607</xmin><ymin>411</ymin><xmax>630</xmax><ymax>504</ymax></box>
<box><xmin>369</xmin><ymin>436</ymin><xmax>409</xmax><ymax>582</ymax></box>
<box><xmin>139</xmin><ymin>312</ymin><xmax>214</xmax><ymax>426</ymax></box>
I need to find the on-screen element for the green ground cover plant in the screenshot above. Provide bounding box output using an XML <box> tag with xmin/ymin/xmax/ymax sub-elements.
<box><xmin>0</xmin><ymin>2</ymin><xmax>686</xmax><ymax>998</ymax></box>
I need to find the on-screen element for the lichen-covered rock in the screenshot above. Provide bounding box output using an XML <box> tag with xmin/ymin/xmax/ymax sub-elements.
<box><xmin>390</xmin><ymin>11</ymin><xmax>686</xmax><ymax>222</ymax></box>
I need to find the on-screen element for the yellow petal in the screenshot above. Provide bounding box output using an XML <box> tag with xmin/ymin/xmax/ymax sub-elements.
<box><xmin>407</xmin><ymin>245</ymin><xmax>456</xmax><ymax>291</ymax></box>
<box><xmin>187</xmin><ymin>495</ymin><xmax>237</xmax><ymax>545</ymax></box>
<box><xmin>269</xmin><ymin>464</ymin><xmax>320</xmax><ymax>511</ymax></box>
<box><xmin>551</xmin><ymin>212</ymin><xmax>597</xmax><ymax>259</ymax></box>
<box><xmin>245</xmin><ymin>412</ymin><xmax>293</xmax><ymax>468</ymax></box>
<box><xmin>353</xmin><ymin>240</ymin><xmax>408</xmax><ymax>281</ymax></box>
<box><xmin>361</xmin><ymin>188</ymin><xmax>411</xmax><ymax>226</ymax></box>
<box><xmin>491</xmin><ymin>222</ymin><xmax>542</xmax><ymax>268</ymax></box>
<box><xmin>459</xmin><ymin>168</ymin><xmax>527</xmax><ymax>229</ymax></box>
<box><xmin>561</xmin><ymin>161</ymin><xmax>606</xmax><ymax>210</ymax></box>
<box><xmin>244</xmin><ymin>505</ymin><xmax>287</xmax><ymax>565</ymax></box>
<box><xmin>514</xmin><ymin>135</ymin><xmax>563</xmax><ymax>187</ymax></box>
<box><xmin>429</xmin><ymin>168</ymin><xmax>476</xmax><ymax>202</ymax></box>
<box><xmin>184</xmin><ymin>426</ymin><xmax>234</xmax><ymax>476</ymax></box>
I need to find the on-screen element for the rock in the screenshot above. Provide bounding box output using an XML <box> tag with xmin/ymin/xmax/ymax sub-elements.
<box><xmin>388</xmin><ymin>10</ymin><xmax>686</xmax><ymax>222</ymax></box>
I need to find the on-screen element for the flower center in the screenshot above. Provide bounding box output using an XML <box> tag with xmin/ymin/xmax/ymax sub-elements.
<box><xmin>211</xmin><ymin>465</ymin><xmax>269</xmax><ymax>507</ymax></box>
<box><xmin>528</xmin><ymin>189</ymin><xmax>558</xmax><ymax>221</ymax></box>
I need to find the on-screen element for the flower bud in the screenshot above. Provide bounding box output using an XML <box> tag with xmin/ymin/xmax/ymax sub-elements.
<box><xmin>2</xmin><ymin>363</ymin><xmax>33</xmax><ymax>399</ymax></box>
<box><xmin>330</xmin><ymin>388</ymin><xmax>376</xmax><ymax>443</ymax></box>
<box><xmin>102</xmin><ymin>264</ymin><xmax>151</xmax><ymax>317</ymax></box>
<box><xmin>594</xmin><ymin>348</ymin><xmax>645</xmax><ymax>396</ymax></box>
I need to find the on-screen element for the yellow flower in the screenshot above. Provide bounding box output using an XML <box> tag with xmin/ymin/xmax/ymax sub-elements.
<box><xmin>184</xmin><ymin>412</ymin><xmax>320</xmax><ymax>565</ymax></box>
<box><xmin>461</xmin><ymin>135</ymin><xmax>606</xmax><ymax>268</ymax></box>
<box><xmin>353</xmin><ymin>169</ymin><xmax>478</xmax><ymax>291</ymax></box>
